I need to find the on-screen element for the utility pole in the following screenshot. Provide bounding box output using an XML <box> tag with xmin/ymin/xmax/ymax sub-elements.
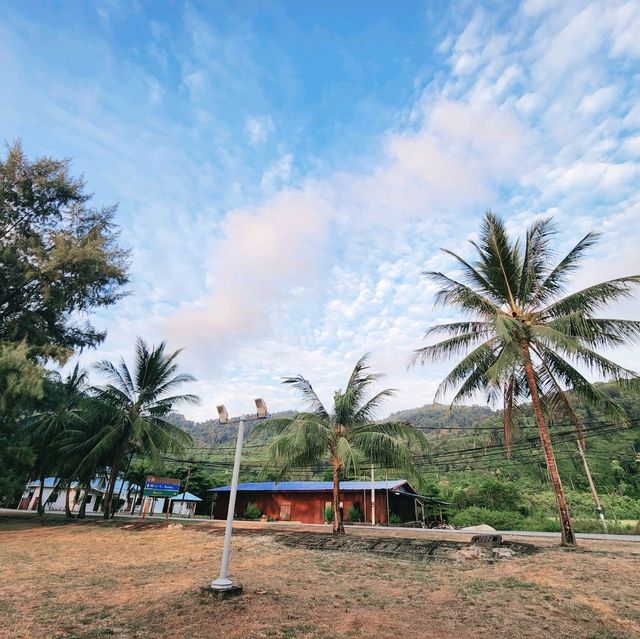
<box><xmin>370</xmin><ymin>466</ymin><xmax>376</xmax><ymax>526</ymax></box>
<box><xmin>576</xmin><ymin>441</ymin><xmax>607</xmax><ymax>533</ymax></box>
<box><xmin>181</xmin><ymin>465</ymin><xmax>193</xmax><ymax>518</ymax></box>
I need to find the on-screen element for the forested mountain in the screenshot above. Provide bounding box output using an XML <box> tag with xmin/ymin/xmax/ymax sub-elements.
<box><xmin>388</xmin><ymin>403</ymin><xmax>494</xmax><ymax>432</ymax></box>
<box><xmin>167</xmin><ymin>403</ymin><xmax>494</xmax><ymax>446</ymax></box>
<box><xmin>172</xmin><ymin>384</ymin><xmax>640</xmax><ymax>530</ymax></box>
<box><xmin>165</xmin><ymin>410</ymin><xmax>296</xmax><ymax>446</ymax></box>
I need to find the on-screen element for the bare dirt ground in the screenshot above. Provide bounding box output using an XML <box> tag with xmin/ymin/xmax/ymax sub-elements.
<box><xmin>1</xmin><ymin>517</ymin><xmax>639</xmax><ymax>639</ymax></box>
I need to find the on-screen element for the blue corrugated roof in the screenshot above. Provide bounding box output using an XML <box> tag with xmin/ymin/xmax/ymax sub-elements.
<box><xmin>27</xmin><ymin>477</ymin><xmax>60</xmax><ymax>488</ymax></box>
<box><xmin>209</xmin><ymin>480</ymin><xmax>409</xmax><ymax>493</ymax></box>
<box><xmin>89</xmin><ymin>478</ymin><xmax>139</xmax><ymax>493</ymax></box>
<box><xmin>27</xmin><ymin>477</ymin><xmax>139</xmax><ymax>493</ymax></box>
<box><xmin>171</xmin><ymin>491</ymin><xmax>202</xmax><ymax>502</ymax></box>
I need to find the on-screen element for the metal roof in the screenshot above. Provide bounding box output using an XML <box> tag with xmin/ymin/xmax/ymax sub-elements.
<box><xmin>26</xmin><ymin>478</ymin><xmax>138</xmax><ymax>493</ymax></box>
<box><xmin>208</xmin><ymin>480</ymin><xmax>410</xmax><ymax>493</ymax></box>
<box><xmin>170</xmin><ymin>492</ymin><xmax>202</xmax><ymax>502</ymax></box>
<box><xmin>89</xmin><ymin>479</ymin><xmax>139</xmax><ymax>494</ymax></box>
<box><xmin>27</xmin><ymin>477</ymin><xmax>60</xmax><ymax>489</ymax></box>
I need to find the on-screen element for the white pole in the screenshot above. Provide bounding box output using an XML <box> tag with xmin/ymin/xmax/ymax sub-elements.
<box><xmin>370</xmin><ymin>466</ymin><xmax>376</xmax><ymax>526</ymax></box>
<box><xmin>211</xmin><ymin>419</ymin><xmax>245</xmax><ymax>590</ymax></box>
<box><xmin>577</xmin><ymin>440</ymin><xmax>608</xmax><ymax>533</ymax></box>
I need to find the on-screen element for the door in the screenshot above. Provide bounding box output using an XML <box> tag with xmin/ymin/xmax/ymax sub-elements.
<box><xmin>279</xmin><ymin>501</ymin><xmax>291</xmax><ymax>521</ymax></box>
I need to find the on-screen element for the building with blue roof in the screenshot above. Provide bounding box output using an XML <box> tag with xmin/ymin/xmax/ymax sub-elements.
<box><xmin>209</xmin><ymin>479</ymin><xmax>447</xmax><ymax>525</ymax></box>
<box><xmin>170</xmin><ymin>491</ymin><xmax>203</xmax><ymax>518</ymax></box>
<box><xmin>18</xmin><ymin>476</ymin><xmax>142</xmax><ymax>515</ymax></box>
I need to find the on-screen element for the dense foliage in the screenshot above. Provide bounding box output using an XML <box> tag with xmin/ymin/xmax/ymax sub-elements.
<box><xmin>0</xmin><ymin>143</ymin><xmax>130</xmax><ymax>506</ymax></box>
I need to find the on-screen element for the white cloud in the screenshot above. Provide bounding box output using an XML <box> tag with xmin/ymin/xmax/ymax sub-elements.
<box><xmin>245</xmin><ymin>115</ymin><xmax>273</xmax><ymax>145</ymax></box>
<box><xmin>260</xmin><ymin>153</ymin><xmax>293</xmax><ymax>191</ymax></box>
<box><xmin>578</xmin><ymin>86</ymin><xmax>617</xmax><ymax>115</ymax></box>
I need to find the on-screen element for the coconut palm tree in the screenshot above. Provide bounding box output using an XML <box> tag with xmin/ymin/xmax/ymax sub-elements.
<box><xmin>254</xmin><ymin>354</ymin><xmax>427</xmax><ymax>533</ymax></box>
<box><xmin>411</xmin><ymin>212</ymin><xmax>640</xmax><ymax>545</ymax></box>
<box><xmin>88</xmin><ymin>337</ymin><xmax>199</xmax><ymax>519</ymax></box>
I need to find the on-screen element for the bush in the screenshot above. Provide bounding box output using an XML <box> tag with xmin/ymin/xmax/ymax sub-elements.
<box><xmin>525</xmin><ymin>491</ymin><xmax>640</xmax><ymax>520</ymax></box>
<box><xmin>450</xmin><ymin>507</ymin><xmax>526</xmax><ymax>530</ymax></box>
<box><xmin>389</xmin><ymin>513</ymin><xmax>402</xmax><ymax>525</ymax></box>
<box><xmin>243</xmin><ymin>502</ymin><xmax>262</xmax><ymax>520</ymax></box>
<box><xmin>347</xmin><ymin>503</ymin><xmax>362</xmax><ymax>522</ymax></box>
<box><xmin>323</xmin><ymin>505</ymin><xmax>334</xmax><ymax>523</ymax></box>
<box><xmin>452</xmin><ymin>479</ymin><xmax>526</xmax><ymax>513</ymax></box>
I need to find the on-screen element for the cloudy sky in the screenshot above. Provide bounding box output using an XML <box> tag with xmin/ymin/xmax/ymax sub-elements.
<box><xmin>2</xmin><ymin>1</ymin><xmax>639</xmax><ymax>420</ymax></box>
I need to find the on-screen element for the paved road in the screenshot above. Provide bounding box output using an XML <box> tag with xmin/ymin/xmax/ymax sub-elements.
<box><xmin>2</xmin><ymin>507</ymin><xmax>639</xmax><ymax>542</ymax></box>
<box><xmin>352</xmin><ymin>525</ymin><xmax>640</xmax><ymax>543</ymax></box>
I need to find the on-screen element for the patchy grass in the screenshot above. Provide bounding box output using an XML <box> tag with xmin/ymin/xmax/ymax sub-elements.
<box><xmin>1</xmin><ymin>517</ymin><xmax>640</xmax><ymax>639</ymax></box>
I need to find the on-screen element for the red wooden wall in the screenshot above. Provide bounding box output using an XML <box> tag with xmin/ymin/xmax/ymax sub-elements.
<box><xmin>213</xmin><ymin>489</ymin><xmax>391</xmax><ymax>524</ymax></box>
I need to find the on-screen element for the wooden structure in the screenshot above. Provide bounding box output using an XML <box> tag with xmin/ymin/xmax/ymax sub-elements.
<box><xmin>209</xmin><ymin>480</ymin><xmax>447</xmax><ymax>524</ymax></box>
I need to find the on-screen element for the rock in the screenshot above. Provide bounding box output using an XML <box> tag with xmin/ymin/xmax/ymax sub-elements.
<box><xmin>454</xmin><ymin>544</ymin><xmax>489</xmax><ymax>562</ymax></box>
<box><xmin>459</xmin><ymin>524</ymin><xmax>497</xmax><ymax>532</ymax></box>
<box><xmin>492</xmin><ymin>547</ymin><xmax>516</xmax><ymax>560</ymax></box>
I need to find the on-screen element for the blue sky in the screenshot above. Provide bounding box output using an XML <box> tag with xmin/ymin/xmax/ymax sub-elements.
<box><xmin>2</xmin><ymin>0</ymin><xmax>639</xmax><ymax>420</ymax></box>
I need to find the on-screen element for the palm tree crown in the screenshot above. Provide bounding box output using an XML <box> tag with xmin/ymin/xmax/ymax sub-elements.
<box><xmin>255</xmin><ymin>354</ymin><xmax>426</xmax><ymax>533</ymax></box>
<box><xmin>413</xmin><ymin>213</ymin><xmax>640</xmax><ymax>404</ymax></box>
<box><xmin>411</xmin><ymin>212</ymin><xmax>640</xmax><ymax>545</ymax></box>
<box><xmin>88</xmin><ymin>337</ymin><xmax>198</xmax><ymax>518</ymax></box>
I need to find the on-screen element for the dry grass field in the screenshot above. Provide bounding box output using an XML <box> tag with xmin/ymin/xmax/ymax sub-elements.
<box><xmin>1</xmin><ymin>516</ymin><xmax>639</xmax><ymax>639</ymax></box>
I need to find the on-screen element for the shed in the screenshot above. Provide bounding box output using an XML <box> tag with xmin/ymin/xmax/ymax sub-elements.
<box><xmin>170</xmin><ymin>492</ymin><xmax>202</xmax><ymax>517</ymax></box>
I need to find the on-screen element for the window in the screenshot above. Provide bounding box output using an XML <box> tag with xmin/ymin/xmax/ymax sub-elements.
<box><xmin>85</xmin><ymin>495</ymin><xmax>92</xmax><ymax>504</ymax></box>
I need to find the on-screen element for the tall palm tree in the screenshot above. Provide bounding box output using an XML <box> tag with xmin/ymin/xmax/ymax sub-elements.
<box><xmin>254</xmin><ymin>354</ymin><xmax>427</xmax><ymax>534</ymax></box>
<box><xmin>88</xmin><ymin>337</ymin><xmax>199</xmax><ymax>519</ymax></box>
<box><xmin>411</xmin><ymin>212</ymin><xmax>640</xmax><ymax>545</ymax></box>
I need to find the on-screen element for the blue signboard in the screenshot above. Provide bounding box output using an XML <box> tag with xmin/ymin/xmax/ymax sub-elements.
<box><xmin>143</xmin><ymin>476</ymin><xmax>180</xmax><ymax>497</ymax></box>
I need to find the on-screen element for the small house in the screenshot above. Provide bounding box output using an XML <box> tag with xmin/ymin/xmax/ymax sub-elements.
<box><xmin>170</xmin><ymin>492</ymin><xmax>202</xmax><ymax>517</ymax></box>
<box><xmin>209</xmin><ymin>480</ymin><xmax>447</xmax><ymax>524</ymax></box>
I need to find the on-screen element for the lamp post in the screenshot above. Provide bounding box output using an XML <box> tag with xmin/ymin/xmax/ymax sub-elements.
<box><xmin>209</xmin><ymin>398</ymin><xmax>268</xmax><ymax>594</ymax></box>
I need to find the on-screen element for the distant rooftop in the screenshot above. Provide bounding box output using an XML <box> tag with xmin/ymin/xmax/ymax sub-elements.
<box><xmin>209</xmin><ymin>480</ymin><xmax>410</xmax><ymax>493</ymax></box>
<box><xmin>171</xmin><ymin>491</ymin><xmax>202</xmax><ymax>502</ymax></box>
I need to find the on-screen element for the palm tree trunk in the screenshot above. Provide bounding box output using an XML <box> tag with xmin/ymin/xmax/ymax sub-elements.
<box><xmin>103</xmin><ymin>448</ymin><xmax>124</xmax><ymax>520</ymax></box>
<box><xmin>332</xmin><ymin>462</ymin><xmax>345</xmax><ymax>535</ymax></box>
<box><xmin>36</xmin><ymin>471</ymin><xmax>45</xmax><ymax>516</ymax></box>
<box><xmin>65</xmin><ymin>482</ymin><xmax>74</xmax><ymax>518</ymax></box>
<box><xmin>113</xmin><ymin>450</ymin><xmax>135</xmax><ymax>519</ymax></box>
<box><xmin>78</xmin><ymin>480</ymin><xmax>91</xmax><ymax>519</ymax></box>
<box><xmin>521</xmin><ymin>341</ymin><xmax>576</xmax><ymax>546</ymax></box>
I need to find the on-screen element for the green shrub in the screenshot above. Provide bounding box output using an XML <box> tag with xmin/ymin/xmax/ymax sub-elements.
<box><xmin>347</xmin><ymin>503</ymin><xmax>362</xmax><ymax>523</ymax></box>
<box><xmin>522</xmin><ymin>515</ymin><xmax>561</xmax><ymax>532</ymax></box>
<box><xmin>450</xmin><ymin>507</ymin><xmax>526</xmax><ymax>530</ymax></box>
<box><xmin>389</xmin><ymin>513</ymin><xmax>402</xmax><ymax>525</ymax></box>
<box><xmin>323</xmin><ymin>505</ymin><xmax>334</xmax><ymax>523</ymax></box>
<box><xmin>243</xmin><ymin>502</ymin><xmax>262</xmax><ymax>520</ymax></box>
<box><xmin>525</xmin><ymin>491</ymin><xmax>640</xmax><ymax>520</ymax></box>
<box><xmin>572</xmin><ymin>518</ymin><xmax>634</xmax><ymax>534</ymax></box>
<box><xmin>452</xmin><ymin>479</ymin><xmax>526</xmax><ymax>514</ymax></box>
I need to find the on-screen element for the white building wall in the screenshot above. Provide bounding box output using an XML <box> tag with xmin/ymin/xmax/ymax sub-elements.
<box><xmin>171</xmin><ymin>501</ymin><xmax>196</xmax><ymax>517</ymax></box>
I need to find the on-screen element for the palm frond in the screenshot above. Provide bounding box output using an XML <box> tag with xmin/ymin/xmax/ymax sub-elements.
<box><xmin>541</xmin><ymin>276</ymin><xmax>640</xmax><ymax>318</ymax></box>
<box><xmin>425</xmin><ymin>271</ymin><xmax>500</xmax><ymax>317</ymax></box>
<box><xmin>532</xmin><ymin>232</ymin><xmax>600</xmax><ymax>306</ymax></box>
<box><xmin>282</xmin><ymin>374</ymin><xmax>329</xmax><ymax>418</ymax></box>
